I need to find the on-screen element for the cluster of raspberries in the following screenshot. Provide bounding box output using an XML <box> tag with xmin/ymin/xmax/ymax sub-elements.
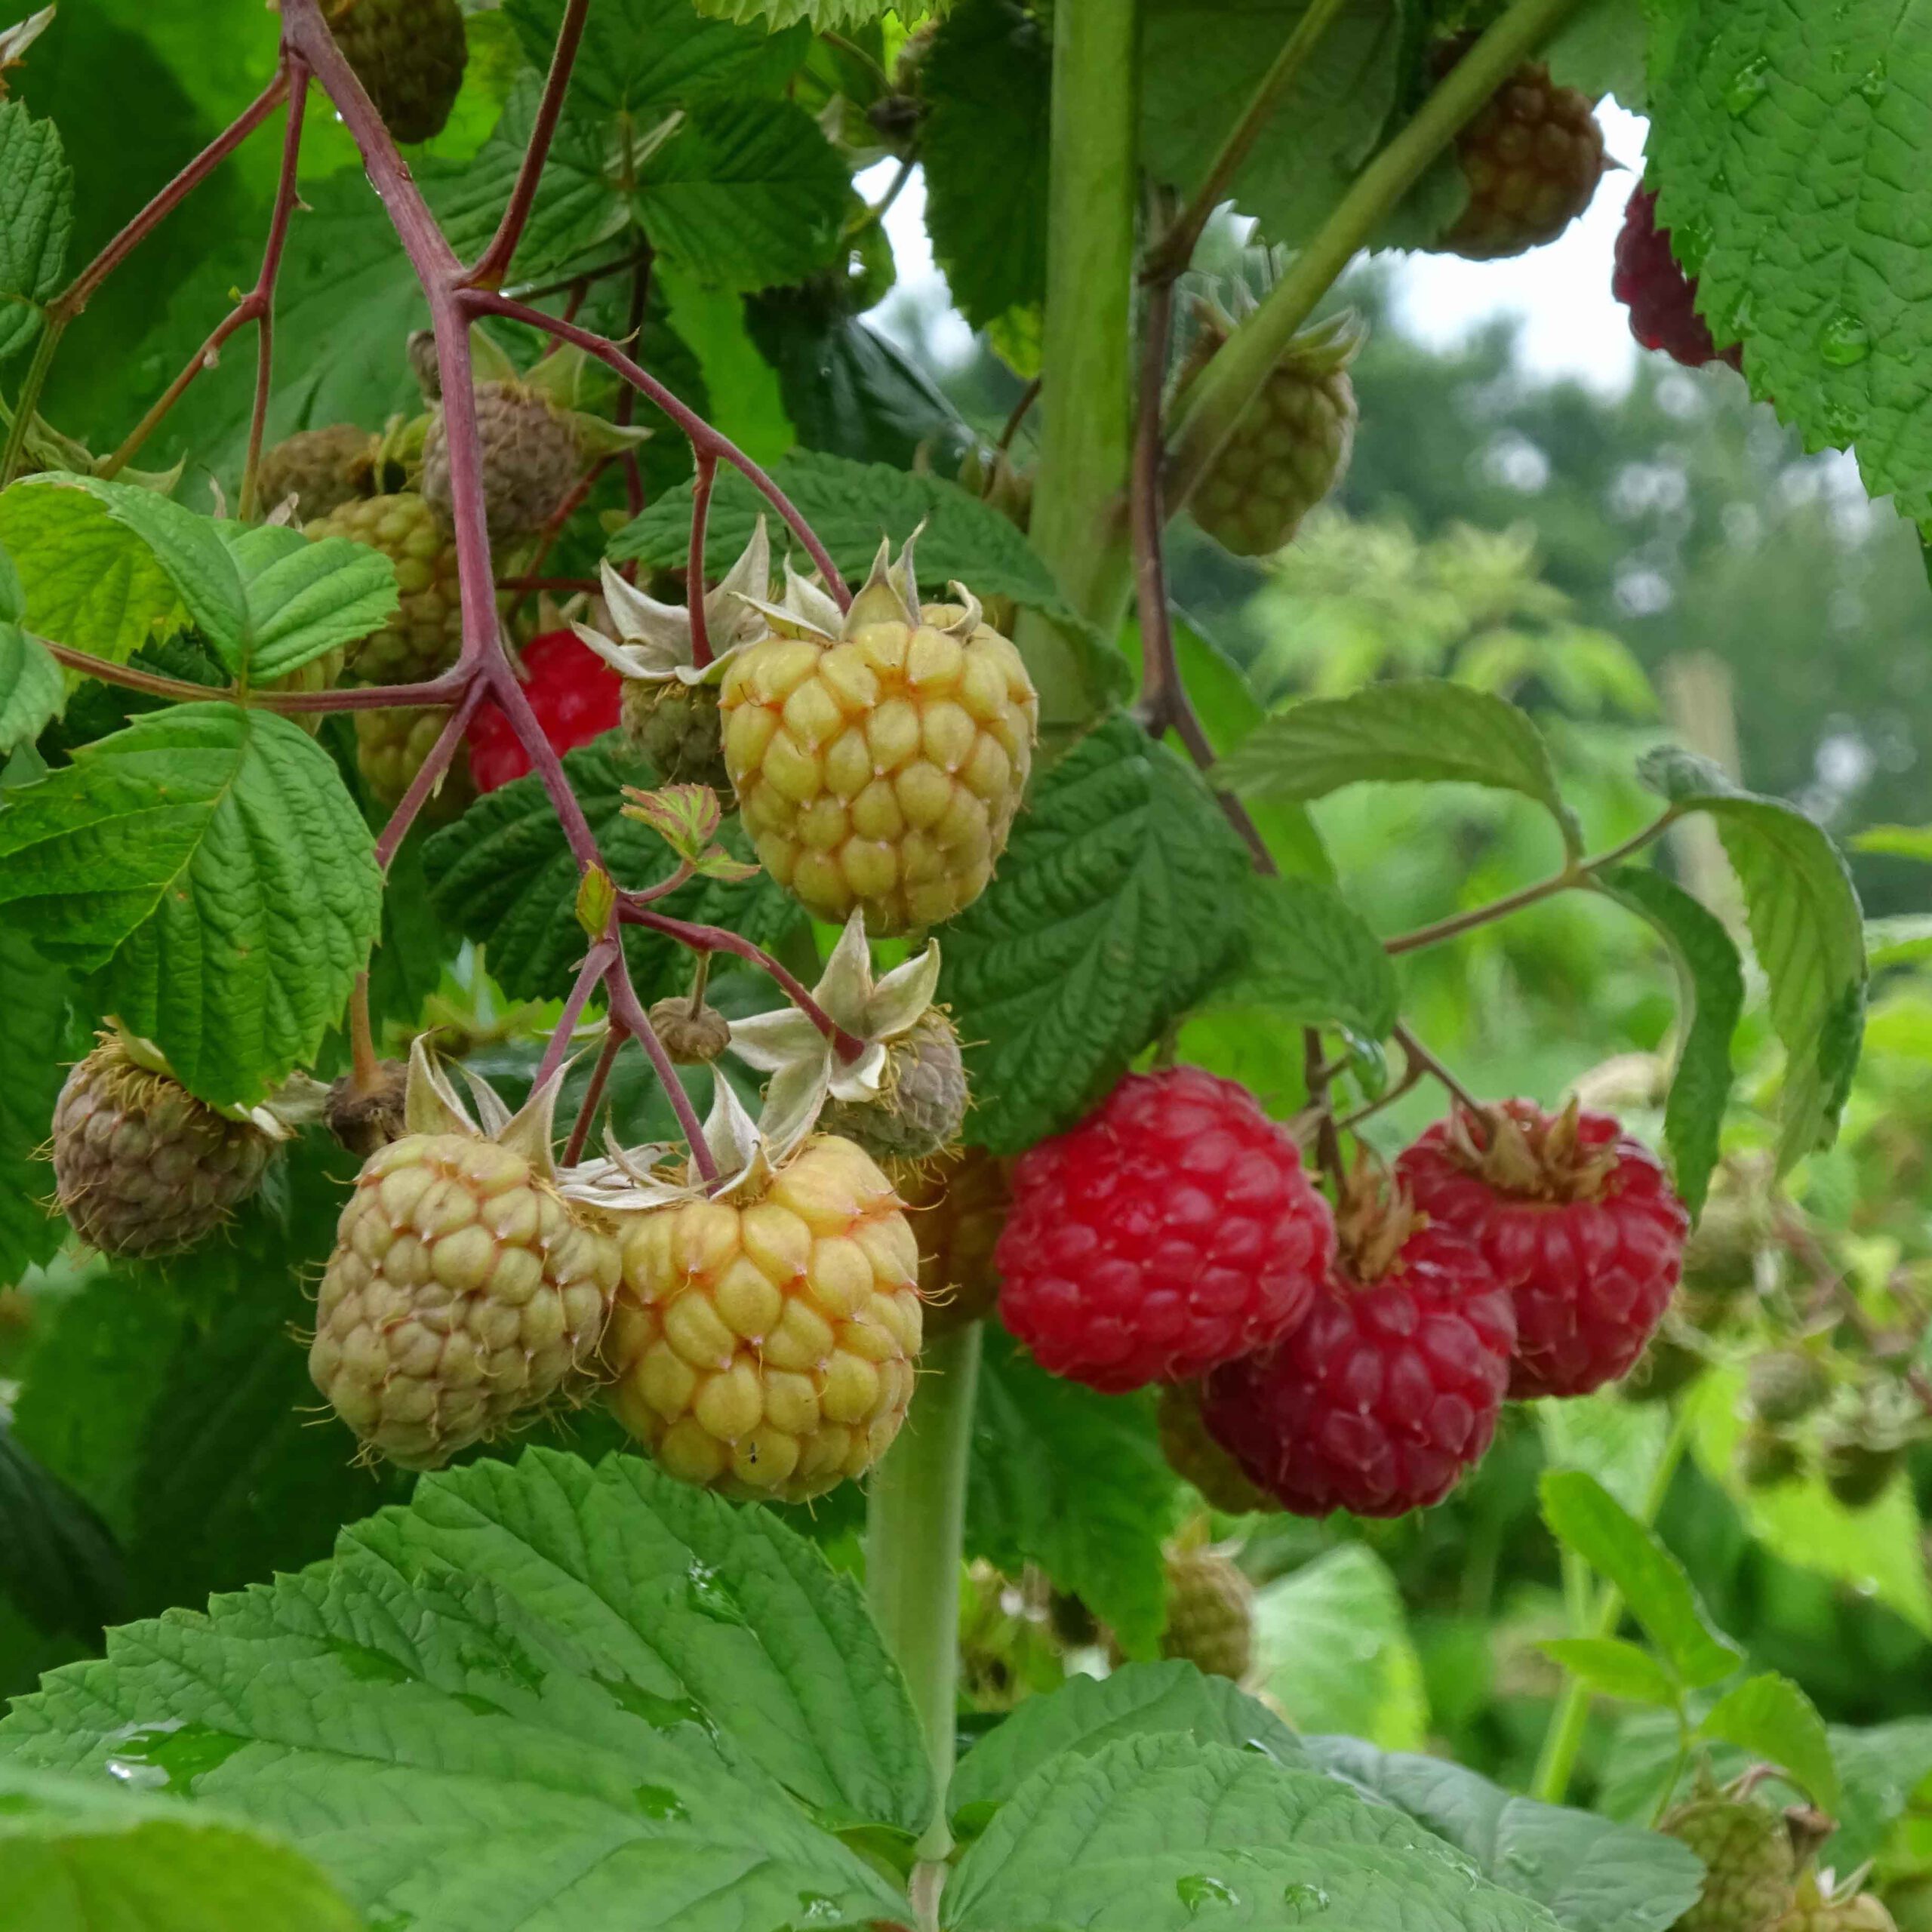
<box><xmin>997</xmin><ymin>1068</ymin><xmax>1687</xmax><ymax>1517</ymax></box>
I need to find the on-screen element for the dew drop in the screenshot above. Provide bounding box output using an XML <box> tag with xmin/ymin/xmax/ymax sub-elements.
<box><xmin>1724</xmin><ymin>55</ymin><xmax>1771</xmax><ymax>115</ymax></box>
<box><xmin>1673</xmin><ymin>212</ymin><xmax>1714</xmax><ymax>278</ymax></box>
<box><xmin>685</xmin><ymin>1561</ymin><xmax>749</xmax><ymax>1626</ymax></box>
<box><xmin>795</xmin><ymin>1895</ymin><xmax>844</xmax><ymax>1925</ymax></box>
<box><xmin>1177</xmin><ymin>1874</ymin><xmax>1240</xmax><ymax>1912</ymax></box>
<box><xmin>1283</xmin><ymin>1881</ymin><xmax>1332</xmax><ymax>1915</ymax></box>
<box><xmin>1818</xmin><ymin>310</ymin><xmax>1872</xmax><ymax>367</ymax></box>
<box><xmin>595</xmin><ymin>1672</ymin><xmax>718</xmax><ymax>1738</ymax></box>
<box><xmin>330</xmin><ymin>1642</ymin><xmax>411</xmax><ymax>1685</ymax></box>
<box><xmin>1857</xmin><ymin>58</ymin><xmax>1888</xmax><ymax>103</ymax></box>
<box><xmin>635</xmin><ymin>1783</ymin><xmax>689</xmax><ymax>1822</ymax></box>
<box><xmin>103</xmin><ymin>1721</ymin><xmax>246</xmax><ymax>1796</ymax></box>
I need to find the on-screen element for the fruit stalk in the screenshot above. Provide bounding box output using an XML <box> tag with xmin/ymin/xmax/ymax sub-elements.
<box><xmin>1017</xmin><ymin>0</ymin><xmax>1139</xmax><ymax>739</ymax></box>
<box><xmin>1167</xmin><ymin>0</ymin><xmax>1586</xmax><ymax>511</ymax></box>
<box><xmin>238</xmin><ymin>58</ymin><xmax>311</xmax><ymax>522</ymax></box>
<box><xmin>688</xmin><ymin>452</ymin><xmax>718</xmax><ymax>667</ymax></box>
<box><xmin>866</xmin><ymin>1320</ymin><xmax>983</xmax><ymax>1869</ymax></box>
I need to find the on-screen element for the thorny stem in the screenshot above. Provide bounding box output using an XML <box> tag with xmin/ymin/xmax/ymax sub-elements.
<box><xmin>563</xmin><ymin>1023</ymin><xmax>626</xmax><ymax>1165</ymax></box>
<box><xmin>347</xmin><ymin>974</ymin><xmax>381</xmax><ymax>1092</ymax></box>
<box><xmin>1384</xmin><ymin>812</ymin><xmax>1681</xmax><ymax>955</ymax></box>
<box><xmin>688</xmin><ymin>452</ymin><xmax>718</xmax><ymax>667</ymax></box>
<box><xmin>374</xmin><ymin>681</ymin><xmax>488</xmax><ymax>869</ymax></box>
<box><xmin>536</xmin><ymin>940</ymin><xmax>618</xmax><ymax>1090</ymax></box>
<box><xmin>37</xmin><ymin>638</ymin><xmax>466</xmax><ymax>713</ymax></box>
<box><xmin>51</xmin><ymin>71</ymin><xmax>291</xmax><ymax>321</ymax></box>
<box><xmin>604</xmin><ymin>959</ymin><xmax>718</xmax><ymax>1184</ymax></box>
<box><xmin>620</xmin><ymin>903</ymin><xmax>868</xmax><ymax>1063</ymax></box>
<box><xmin>241</xmin><ymin>60</ymin><xmax>311</xmax><ymax>520</ymax></box>
<box><xmin>472</xmin><ymin>294</ymin><xmax>852</xmax><ymax>608</ymax></box>
<box><xmin>466</xmin><ymin>0</ymin><xmax>592</xmax><ymax>289</ymax></box>
<box><xmin>1142</xmin><ymin>0</ymin><xmax>1353</xmax><ymax>285</ymax></box>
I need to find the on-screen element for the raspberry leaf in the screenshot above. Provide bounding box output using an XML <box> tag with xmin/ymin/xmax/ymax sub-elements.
<box><xmin>943</xmin><ymin>1733</ymin><xmax>1567</xmax><ymax>1932</ymax></box>
<box><xmin>0</xmin><ymin>99</ymin><xmax>72</xmax><ymax>364</ymax></box>
<box><xmin>1598</xmin><ymin>866</ymin><xmax>1746</xmax><ymax>1217</ymax></box>
<box><xmin>0</xmin><ymin>1451</ymin><xmax>928</xmax><ymax>1927</ymax></box>
<box><xmin>0</xmin><ymin>703</ymin><xmax>381</xmax><ymax>1105</ymax></box>
<box><xmin>1700</xmin><ymin>1672</ymin><xmax>1840</xmax><ymax>1813</ymax></box>
<box><xmin>1141</xmin><ymin>0</ymin><xmax>1404</xmax><ymax>254</ymax></box>
<box><xmin>1304</xmin><ymin>1734</ymin><xmax>1708</xmax><ymax>1932</ymax></box>
<box><xmin>1538</xmin><ymin>1637</ymin><xmax>1681</xmax><ymax>1710</ymax></box>
<box><xmin>941</xmin><ymin>713</ymin><xmax>1252</xmax><ymax>1152</ymax></box>
<box><xmin>611</xmin><ymin>450</ymin><xmax>1080</xmax><ymax>629</ymax></box>
<box><xmin>948</xmin><ymin>1663</ymin><xmax>1308</xmax><ymax>1829</ymax></box>
<box><xmin>0</xmin><ymin>624</ymin><xmax>62</xmax><ymax>753</ymax></box>
<box><xmin>1540</xmin><ymin>1470</ymin><xmax>1743</xmax><ymax>1689</ymax></box>
<box><xmin>970</xmin><ymin>1327</ymin><xmax>1178</xmax><ymax>1660</ymax></box>
<box><xmin>1638</xmin><ymin>747</ymin><xmax>1865</xmax><ymax>1171</ymax></box>
<box><xmin>1218</xmin><ymin>678</ymin><xmax>1585</xmax><ymax>860</ymax></box>
<box><xmin>0</xmin><ymin>1764</ymin><xmax>361</xmax><ymax>1932</ymax></box>
<box><xmin>0</xmin><ymin>1428</ymin><xmax>123</xmax><ymax>1646</ymax></box>
<box><xmin>0</xmin><ymin>927</ymin><xmax>67</xmax><ymax>1281</ymax></box>
<box><xmin>1647</xmin><ymin>0</ymin><xmax>1932</xmax><ymax>515</ymax></box>
<box><xmin>1206</xmin><ymin>874</ymin><xmax>1398</xmax><ymax>1040</ymax></box>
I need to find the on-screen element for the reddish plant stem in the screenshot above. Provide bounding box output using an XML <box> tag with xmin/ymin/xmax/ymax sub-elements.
<box><xmin>505</xmin><ymin>461</ymin><xmax>610</xmax><ymax>628</ymax></box>
<box><xmin>620</xmin><ymin>902</ymin><xmax>866</xmax><ymax>1063</ymax></box>
<box><xmin>374</xmin><ymin>681</ymin><xmax>488</xmax><ymax>869</ymax></box>
<box><xmin>603</xmin><ymin>958</ymin><xmax>718</xmax><ymax>1183</ymax></box>
<box><xmin>469</xmin><ymin>293</ymin><xmax>851</xmax><ymax>608</ymax></box>
<box><xmin>239</xmin><ymin>59</ymin><xmax>311</xmax><ymax>521</ymax></box>
<box><xmin>36</xmin><ymin>638</ymin><xmax>466</xmax><ymax>713</ymax></box>
<box><xmin>996</xmin><ymin>377</ymin><xmax>1043</xmax><ymax>456</ymax></box>
<box><xmin>509</xmin><ymin>247</ymin><xmax>650</xmax><ymax>307</ymax></box>
<box><xmin>562</xmin><ymin>1023</ymin><xmax>626</xmax><ymax>1165</ymax></box>
<box><xmin>51</xmin><ymin>71</ymin><xmax>291</xmax><ymax>321</ymax></box>
<box><xmin>346</xmin><ymin>972</ymin><xmax>381</xmax><ymax>1091</ymax></box>
<box><xmin>466</xmin><ymin>0</ymin><xmax>591</xmax><ymax>288</ymax></box>
<box><xmin>687</xmin><ymin>451</ymin><xmax>718</xmax><ymax>668</ymax></box>
<box><xmin>1393</xmin><ymin>1023</ymin><xmax>1490</xmax><ymax>1125</ymax></box>
<box><xmin>102</xmin><ymin>299</ymin><xmax>263</xmax><ymax>479</ymax></box>
<box><xmin>616</xmin><ymin>248</ymin><xmax>653</xmax><ymax>518</ymax></box>
<box><xmin>535</xmin><ymin>938</ymin><xmax>617</xmax><ymax>1088</ymax></box>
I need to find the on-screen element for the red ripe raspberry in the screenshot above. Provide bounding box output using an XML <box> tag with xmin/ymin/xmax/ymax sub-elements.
<box><xmin>466</xmin><ymin>631</ymin><xmax>622</xmax><ymax>793</ymax></box>
<box><xmin>1200</xmin><ymin>1190</ymin><xmax>1515</xmax><ymax>1518</ymax></box>
<box><xmin>1396</xmin><ymin>1098</ymin><xmax>1688</xmax><ymax>1400</ymax></box>
<box><xmin>995</xmin><ymin>1067</ymin><xmax>1334</xmax><ymax>1394</ymax></box>
<box><xmin>1612</xmin><ymin>186</ymin><xmax>1743</xmax><ymax>371</ymax></box>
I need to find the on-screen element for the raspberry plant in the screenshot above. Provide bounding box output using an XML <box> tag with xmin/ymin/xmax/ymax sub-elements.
<box><xmin>0</xmin><ymin>0</ymin><xmax>1918</xmax><ymax>1927</ymax></box>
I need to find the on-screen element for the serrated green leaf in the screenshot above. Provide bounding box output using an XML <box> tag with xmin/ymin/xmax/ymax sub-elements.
<box><xmin>0</xmin><ymin>703</ymin><xmax>381</xmax><ymax>1103</ymax></box>
<box><xmin>0</xmin><ymin>623</ymin><xmax>63</xmax><ymax>752</ymax></box>
<box><xmin>921</xmin><ymin>0</ymin><xmax>1051</xmax><ymax>330</ymax></box>
<box><xmin>420</xmin><ymin>735</ymin><xmax>800</xmax><ymax>1004</ymax></box>
<box><xmin>690</xmin><ymin>0</ymin><xmax>905</xmax><ymax>32</ymax></box>
<box><xmin>0</xmin><ymin>100</ymin><xmax>72</xmax><ymax>364</ymax></box>
<box><xmin>0</xmin><ymin>1428</ymin><xmax>123</xmax><ymax>1644</ymax></box>
<box><xmin>611</xmin><ymin>449</ymin><xmax>1076</xmax><ymax>627</ymax></box>
<box><xmin>1540</xmin><ymin>1470</ymin><xmax>1742</xmax><ymax>1689</ymax></box>
<box><xmin>1537</xmin><ymin>1396</ymin><xmax>1674</xmax><ymax>1521</ymax></box>
<box><xmin>0</xmin><ymin>1764</ymin><xmax>361</xmax><ymax>1932</ymax></box>
<box><xmin>503</xmin><ymin>0</ymin><xmax>809</xmax><ymax>116</ymax></box>
<box><xmin>1540</xmin><ymin>1638</ymin><xmax>1681</xmax><ymax>1709</ymax></box>
<box><xmin>968</xmin><ymin>1327</ymin><xmax>1178</xmax><ymax>1659</ymax></box>
<box><xmin>1253</xmin><ymin>1543</ymin><xmax>1427</xmax><ymax>1749</ymax></box>
<box><xmin>1700</xmin><ymin>1673</ymin><xmax>1838</xmax><ymax>1812</ymax></box>
<box><xmin>1683</xmin><ymin>1368</ymin><xmax>1932</xmax><ymax>1637</ymax></box>
<box><xmin>658</xmin><ymin>265</ymin><xmax>795</xmax><ymax>468</ymax></box>
<box><xmin>217</xmin><ymin>522</ymin><xmax>398</xmax><ymax>681</ymax></box>
<box><xmin>0</xmin><ymin>1451</ymin><xmax>924</xmax><ymax>1931</ymax></box>
<box><xmin>1597</xmin><ymin>867</ymin><xmax>1744</xmax><ymax>1217</ymax></box>
<box><xmin>1142</xmin><ymin>0</ymin><xmax>1404</xmax><ymax>252</ymax></box>
<box><xmin>1219</xmin><ymin>678</ymin><xmax>1583</xmax><ymax>857</ymax></box>
<box><xmin>943</xmin><ymin>1733</ymin><xmax>1567</xmax><ymax>1932</ymax></box>
<box><xmin>1208</xmin><ymin>872</ymin><xmax>1398</xmax><ymax>1038</ymax></box>
<box><xmin>1648</xmin><ymin>1</ymin><xmax>1932</xmax><ymax>515</ymax></box>
<box><xmin>0</xmin><ymin>476</ymin><xmax>189</xmax><ymax>665</ymax></box>
<box><xmin>949</xmin><ymin>1663</ymin><xmax>1308</xmax><ymax>1826</ymax></box>
<box><xmin>1305</xmin><ymin>1735</ymin><xmax>1706</xmax><ymax>1932</ymax></box>
<box><xmin>0</xmin><ymin>926</ymin><xmax>66</xmax><ymax>1281</ymax></box>
<box><xmin>1638</xmin><ymin>747</ymin><xmax>1865</xmax><ymax>1171</ymax></box>
<box><xmin>941</xmin><ymin>713</ymin><xmax>1252</xmax><ymax>1151</ymax></box>
<box><xmin>632</xmin><ymin>97</ymin><xmax>848</xmax><ymax>293</ymax></box>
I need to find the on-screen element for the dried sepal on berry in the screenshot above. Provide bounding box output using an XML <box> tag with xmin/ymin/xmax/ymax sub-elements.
<box><xmin>575</xmin><ymin>525</ymin><xmax>774</xmax><ymax>790</ymax></box>
<box><xmin>727</xmin><ymin>909</ymin><xmax>963</xmax><ymax>1164</ymax></box>
<box><xmin>720</xmin><ymin>530</ymin><xmax>1038</xmax><ymax>933</ymax></box>
<box><xmin>308</xmin><ymin>1039</ymin><xmax>621</xmax><ymax>1471</ymax></box>
<box><xmin>580</xmin><ymin>1081</ymin><xmax>924</xmax><ymax>1503</ymax></box>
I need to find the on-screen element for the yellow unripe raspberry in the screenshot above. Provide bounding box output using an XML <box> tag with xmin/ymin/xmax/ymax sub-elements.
<box><xmin>719</xmin><ymin>568</ymin><xmax>1038</xmax><ymax>933</ymax></box>
<box><xmin>605</xmin><ymin>1134</ymin><xmax>924</xmax><ymax>1501</ymax></box>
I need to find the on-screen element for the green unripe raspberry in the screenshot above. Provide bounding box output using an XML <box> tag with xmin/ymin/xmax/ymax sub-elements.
<box><xmin>625</xmin><ymin>679</ymin><xmax>732</xmax><ymax>792</ymax></box>
<box><xmin>1658</xmin><ymin>1795</ymin><xmax>1795</xmax><ymax>1932</ymax></box>
<box><xmin>1821</xmin><ymin>1429</ymin><xmax>1903</xmax><ymax>1509</ymax></box>
<box><xmin>306</xmin><ymin>494</ymin><xmax>463</xmax><ymax>685</ymax></box>
<box><xmin>820</xmin><ymin>1011</ymin><xmax>969</xmax><ymax>1162</ymax></box>
<box><xmin>1158</xmin><ymin>1380</ymin><xmax>1278</xmax><ymax>1515</ymax></box>
<box><xmin>257</xmin><ymin>423</ymin><xmax>377</xmax><ymax>520</ymax></box>
<box><xmin>1746</xmin><ymin>1349</ymin><xmax>1831</xmax><ymax>1426</ymax></box>
<box><xmin>355</xmin><ymin>705</ymin><xmax>474</xmax><ymax>821</ymax></box>
<box><xmin>1160</xmin><ymin>1547</ymin><xmax>1254</xmax><ymax>1683</ymax></box>
<box><xmin>1735</xmin><ymin>1423</ymin><xmax>1803</xmax><ymax>1491</ymax></box>
<box><xmin>326</xmin><ymin>0</ymin><xmax>467</xmax><ymax>145</ymax></box>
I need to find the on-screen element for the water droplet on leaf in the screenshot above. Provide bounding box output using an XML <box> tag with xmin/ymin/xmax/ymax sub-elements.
<box><xmin>1819</xmin><ymin>310</ymin><xmax>1871</xmax><ymax>367</ymax></box>
<box><xmin>1725</xmin><ymin>55</ymin><xmax>1771</xmax><ymax>115</ymax></box>
<box><xmin>1857</xmin><ymin>59</ymin><xmax>1887</xmax><ymax>101</ymax></box>
<box><xmin>1282</xmin><ymin>1882</ymin><xmax>1331</xmax><ymax>1914</ymax></box>
<box><xmin>635</xmin><ymin>1783</ymin><xmax>689</xmax><ymax>1821</ymax></box>
<box><xmin>685</xmin><ymin>1561</ymin><xmax>748</xmax><ymax>1626</ymax></box>
<box><xmin>1177</xmin><ymin>1874</ymin><xmax>1239</xmax><ymax>1912</ymax></box>
<box><xmin>103</xmin><ymin>1721</ymin><xmax>245</xmax><ymax>1795</ymax></box>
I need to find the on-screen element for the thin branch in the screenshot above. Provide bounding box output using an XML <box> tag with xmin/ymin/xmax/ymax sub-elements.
<box><xmin>604</xmin><ymin>958</ymin><xmax>717</xmax><ymax>1183</ymax></box>
<box><xmin>688</xmin><ymin>451</ymin><xmax>717</xmax><ymax>668</ymax></box>
<box><xmin>563</xmin><ymin>1023</ymin><xmax>625</xmax><ymax>1165</ymax></box>
<box><xmin>466</xmin><ymin>0</ymin><xmax>592</xmax><ymax>288</ymax></box>
<box><xmin>848</xmin><ymin>155</ymin><xmax>915</xmax><ymax>240</ymax></box>
<box><xmin>1143</xmin><ymin>0</ymin><xmax>1352</xmax><ymax>285</ymax></box>
<box><xmin>1393</xmin><ymin>1023</ymin><xmax>1490</xmax><ymax>1123</ymax></box>
<box><xmin>1334</xmin><ymin>1054</ymin><xmax>1427</xmax><ymax>1134</ymax></box>
<box><xmin>51</xmin><ymin>69</ymin><xmax>291</xmax><ymax>320</ymax></box>
<box><xmin>507</xmin><ymin>245</ymin><xmax>651</xmax><ymax>307</ymax></box>
<box><xmin>1384</xmin><ymin>811</ymin><xmax>1680</xmax><ymax>955</ymax></box>
<box><xmin>621</xmin><ymin>902</ymin><xmax>867</xmax><ymax>1063</ymax></box>
<box><xmin>469</xmin><ymin>293</ymin><xmax>852</xmax><ymax>608</ymax></box>
<box><xmin>615</xmin><ymin>245</ymin><xmax>653</xmax><ymax>518</ymax></box>
<box><xmin>346</xmin><ymin>972</ymin><xmax>381</xmax><ymax>1092</ymax></box>
<box><xmin>535</xmin><ymin>939</ymin><xmax>617</xmax><ymax>1089</ymax></box>
<box><xmin>100</xmin><ymin>300</ymin><xmax>258</xmax><ymax>478</ymax></box>
<box><xmin>1129</xmin><ymin>275</ymin><xmax>1181</xmax><ymax>737</ymax></box>
<box><xmin>374</xmin><ymin>682</ymin><xmax>488</xmax><ymax>869</ymax></box>
<box><xmin>1303</xmin><ymin>1026</ymin><xmax>1345</xmax><ymax>1188</ymax></box>
<box><xmin>0</xmin><ymin>315</ymin><xmax>63</xmax><ymax>489</ymax></box>
<box><xmin>239</xmin><ymin>60</ymin><xmax>310</xmax><ymax>520</ymax></box>
<box><xmin>995</xmin><ymin>377</ymin><xmax>1042</xmax><ymax>456</ymax></box>
<box><xmin>36</xmin><ymin>638</ymin><xmax>466</xmax><ymax>712</ymax></box>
